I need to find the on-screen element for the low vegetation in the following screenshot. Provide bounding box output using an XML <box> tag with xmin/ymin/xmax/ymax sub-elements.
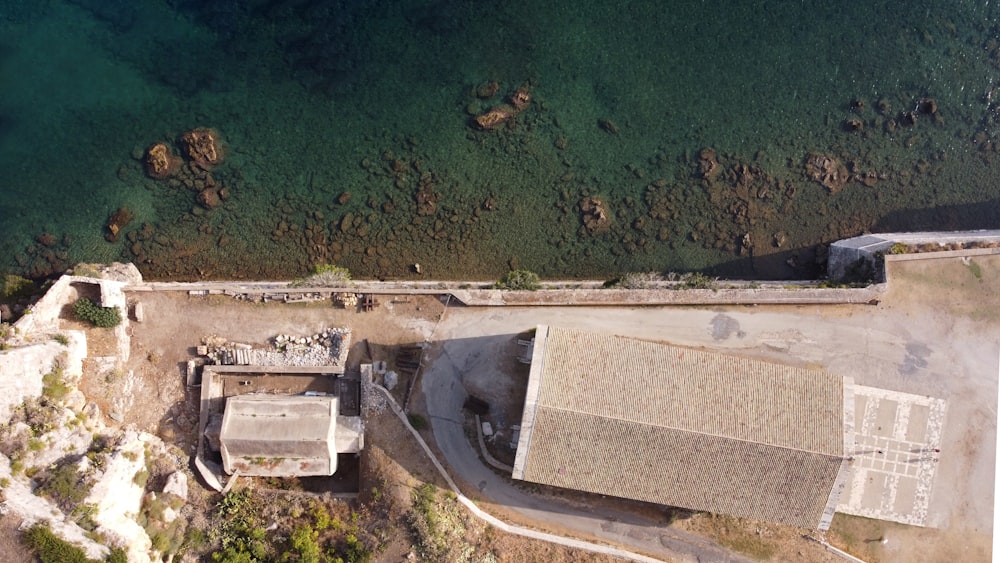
<box><xmin>20</xmin><ymin>523</ymin><xmax>126</xmax><ymax>563</ymax></box>
<box><xmin>682</xmin><ymin>513</ymin><xmax>779</xmax><ymax>561</ymax></box>
<box><xmin>293</xmin><ymin>264</ymin><xmax>352</xmax><ymax>288</ymax></box>
<box><xmin>407</xmin><ymin>413</ymin><xmax>428</xmax><ymax>430</ymax></box>
<box><xmin>138</xmin><ymin>491</ymin><xmax>187</xmax><ymax>558</ymax></box>
<box><xmin>208</xmin><ymin>489</ymin><xmax>379</xmax><ymax>563</ymax></box>
<box><xmin>407</xmin><ymin>483</ymin><xmax>471</xmax><ymax>561</ymax></box>
<box><xmin>494</xmin><ymin>269</ymin><xmax>540</xmax><ymax>291</ymax></box>
<box><xmin>72</xmin><ymin>298</ymin><xmax>122</xmax><ymax>328</ymax></box>
<box><xmin>37</xmin><ymin>461</ymin><xmax>91</xmax><ymax>512</ymax></box>
<box><xmin>604</xmin><ymin>271</ymin><xmax>664</xmax><ymax>289</ymax></box>
<box><xmin>21</xmin><ymin>523</ymin><xmax>92</xmax><ymax>563</ymax></box>
<box><xmin>2</xmin><ymin>274</ymin><xmax>35</xmax><ymax>302</ymax></box>
<box><xmin>674</xmin><ymin>272</ymin><xmax>718</xmax><ymax>289</ymax></box>
<box><xmin>212</xmin><ymin>489</ymin><xmax>269</xmax><ymax>562</ymax></box>
<box><xmin>966</xmin><ymin>259</ymin><xmax>983</xmax><ymax>280</ymax></box>
<box><xmin>603</xmin><ymin>271</ymin><xmax>719</xmax><ymax>290</ymax></box>
<box><xmin>43</xmin><ymin>364</ymin><xmax>71</xmax><ymax>402</ymax></box>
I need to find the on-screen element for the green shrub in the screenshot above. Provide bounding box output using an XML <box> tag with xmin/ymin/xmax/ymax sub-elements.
<box><xmin>412</xmin><ymin>483</ymin><xmax>437</xmax><ymax>525</ymax></box>
<box><xmin>38</xmin><ymin>462</ymin><xmax>90</xmax><ymax>510</ymax></box>
<box><xmin>72</xmin><ymin>298</ymin><xmax>122</xmax><ymax>328</ymax></box>
<box><xmin>309</xmin><ymin>501</ymin><xmax>333</xmax><ymax>531</ymax></box>
<box><xmin>53</xmin><ymin>333</ymin><xmax>70</xmax><ymax>346</ymax></box>
<box><xmin>21</xmin><ymin>523</ymin><xmax>93</xmax><ymax>563</ymax></box>
<box><xmin>42</xmin><ymin>367</ymin><xmax>71</xmax><ymax>401</ymax></box>
<box><xmin>212</xmin><ymin>489</ymin><xmax>270</xmax><ymax>563</ymax></box>
<box><xmin>133</xmin><ymin>468</ymin><xmax>150</xmax><ymax>487</ymax></box>
<box><xmin>888</xmin><ymin>242</ymin><xmax>908</xmax><ymax>255</ymax></box>
<box><xmin>407</xmin><ymin>414</ymin><xmax>428</xmax><ymax>430</ymax></box>
<box><xmin>494</xmin><ymin>269</ymin><xmax>540</xmax><ymax>290</ymax></box>
<box><xmin>607</xmin><ymin>271</ymin><xmax>663</xmax><ymax>289</ymax></box>
<box><xmin>293</xmin><ymin>264</ymin><xmax>352</xmax><ymax>288</ymax></box>
<box><xmin>340</xmin><ymin>532</ymin><xmax>371</xmax><ymax>563</ymax></box>
<box><xmin>282</xmin><ymin>525</ymin><xmax>321</xmax><ymax>563</ymax></box>
<box><xmin>2</xmin><ymin>274</ymin><xmax>35</xmax><ymax>301</ymax></box>
<box><xmin>106</xmin><ymin>547</ymin><xmax>129</xmax><ymax>563</ymax></box>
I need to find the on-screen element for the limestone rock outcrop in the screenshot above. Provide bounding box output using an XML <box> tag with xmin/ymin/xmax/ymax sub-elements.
<box><xmin>580</xmin><ymin>196</ymin><xmax>612</xmax><ymax>234</ymax></box>
<box><xmin>180</xmin><ymin>128</ymin><xmax>224</xmax><ymax>168</ymax></box>
<box><xmin>144</xmin><ymin>142</ymin><xmax>181</xmax><ymax>179</ymax></box>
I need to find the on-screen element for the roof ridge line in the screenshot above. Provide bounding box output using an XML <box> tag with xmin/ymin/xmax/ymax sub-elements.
<box><xmin>538</xmin><ymin>404</ymin><xmax>845</xmax><ymax>457</ymax></box>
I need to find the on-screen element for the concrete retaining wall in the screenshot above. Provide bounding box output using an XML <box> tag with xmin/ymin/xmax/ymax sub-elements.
<box><xmin>449</xmin><ymin>285</ymin><xmax>885</xmax><ymax>306</ymax></box>
<box><xmin>128</xmin><ymin>279</ymin><xmax>885</xmax><ymax>307</ymax></box>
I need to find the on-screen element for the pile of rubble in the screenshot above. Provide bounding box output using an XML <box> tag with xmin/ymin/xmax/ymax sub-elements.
<box><xmin>360</xmin><ymin>364</ymin><xmax>388</xmax><ymax>417</ymax></box>
<box><xmin>203</xmin><ymin>328</ymin><xmax>351</xmax><ymax>367</ymax></box>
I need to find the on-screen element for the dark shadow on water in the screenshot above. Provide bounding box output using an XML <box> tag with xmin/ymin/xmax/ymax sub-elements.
<box><xmin>873</xmin><ymin>199</ymin><xmax>1000</xmax><ymax>232</ymax></box>
<box><xmin>710</xmin><ymin>245</ymin><xmax>826</xmax><ymax>281</ymax></box>
<box><xmin>709</xmin><ymin>200</ymin><xmax>1000</xmax><ymax>280</ymax></box>
<box><xmin>65</xmin><ymin>0</ymin><xmax>138</xmax><ymax>33</ymax></box>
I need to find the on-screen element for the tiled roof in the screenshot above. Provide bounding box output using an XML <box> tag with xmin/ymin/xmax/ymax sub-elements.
<box><xmin>514</xmin><ymin>326</ymin><xmax>847</xmax><ymax>528</ymax></box>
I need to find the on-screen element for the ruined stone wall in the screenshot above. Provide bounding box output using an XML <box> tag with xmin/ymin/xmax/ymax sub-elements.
<box><xmin>0</xmin><ymin>331</ymin><xmax>85</xmax><ymax>421</ymax></box>
<box><xmin>11</xmin><ymin>275</ymin><xmax>77</xmax><ymax>337</ymax></box>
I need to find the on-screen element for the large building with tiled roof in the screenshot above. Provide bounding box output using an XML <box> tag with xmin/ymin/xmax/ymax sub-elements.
<box><xmin>512</xmin><ymin>325</ymin><xmax>853</xmax><ymax>530</ymax></box>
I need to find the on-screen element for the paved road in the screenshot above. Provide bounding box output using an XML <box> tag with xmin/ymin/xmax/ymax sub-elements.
<box><xmin>422</xmin><ymin>308</ymin><xmax>795</xmax><ymax>562</ymax></box>
<box><xmin>420</xmin><ymin>267</ymin><xmax>998</xmax><ymax>561</ymax></box>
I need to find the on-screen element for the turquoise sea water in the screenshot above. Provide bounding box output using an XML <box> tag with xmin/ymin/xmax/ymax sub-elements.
<box><xmin>2</xmin><ymin>0</ymin><xmax>999</xmax><ymax>281</ymax></box>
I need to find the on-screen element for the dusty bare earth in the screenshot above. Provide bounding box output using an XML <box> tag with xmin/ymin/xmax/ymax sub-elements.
<box><xmin>61</xmin><ymin>291</ymin><xmax>622</xmax><ymax>561</ymax></box>
<box><xmin>416</xmin><ymin>254</ymin><xmax>998</xmax><ymax>562</ymax></box>
<box><xmin>71</xmin><ymin>292</ymin><xmax>444</xmax><ymax>453</ymax></box>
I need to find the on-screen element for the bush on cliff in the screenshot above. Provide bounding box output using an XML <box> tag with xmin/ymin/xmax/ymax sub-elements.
<box><xmin>21</xmin><ymin>523</ymin><xmax>91</xmax><ymax>563</ymax></box>
<box><xmin>72</xmin><ymin>298</ymin><xmax>122</xmax><ymax>328</ymax></box>
<box><xmin>2</xmin><ymin>274</ymin><xmax>35</xmax><ymax>301</ymax></box>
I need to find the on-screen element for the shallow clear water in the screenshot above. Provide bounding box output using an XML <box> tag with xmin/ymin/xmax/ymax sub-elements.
<box><xmin>2</xmin><ymin>0</ymin><xmax>999</xmax><ymax>281</ymax></box>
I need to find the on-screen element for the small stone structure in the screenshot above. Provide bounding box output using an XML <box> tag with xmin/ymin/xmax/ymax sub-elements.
<box><xmin>196</xmin><ymin>363</ymin><xmax>362</xmax><ymax>490</ymax></box>
<box><xmin>219</xmin><ymin>394</ymin><xmax>362</xmax><ymax>477</ymax></box>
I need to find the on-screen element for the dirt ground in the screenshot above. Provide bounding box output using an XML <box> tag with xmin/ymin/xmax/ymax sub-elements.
<box><xmin>365</xmin><ymin>400</ymin><xmax>621</xmax><ymax>563</ymax></box>
<box><xmin>416</xmin><ymin>254</ymin><xmax>998</xmax><ymax>562</ymax></box>
<box><xmin>47</xmin><ymin>254</ymin><xmax>997</xmax><ymax>562</ymax></box>
<box><xmin>66</xmin><ymin>292</ymin><xmax>445</xmax><ymax>454</ymax></box>
<box><xmin>62</xmin><ymin>290</ymin><xmax>625</xmax><ymax>561</ymax></box>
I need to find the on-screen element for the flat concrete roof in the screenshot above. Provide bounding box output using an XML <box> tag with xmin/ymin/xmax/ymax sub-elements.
<box><xmin>221</xmin><ymin>394</ymin><xmax>340</xmax><ymax>477</ymax></box>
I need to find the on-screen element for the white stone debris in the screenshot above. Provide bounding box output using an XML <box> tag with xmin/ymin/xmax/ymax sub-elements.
<box><xmin>85</xmin><ymin>430</ymin><xmax>155</xmax><ymax>563</ymax></box>
<box><xmin>162</xmin><ymin>471</ymin><xmax>188</xmax><ymax>501</ymax></box>
<box><xmin>360</xmin><ymin>364</ymin><xmax>387</xmax><ymax>416</ymax></box>
<box><xmin>206</xmin><ymin>328</ymin><xmax>352</xmax><ymax>367</ymax></box>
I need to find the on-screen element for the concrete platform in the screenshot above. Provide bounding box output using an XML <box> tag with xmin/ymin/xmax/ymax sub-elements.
<box><xmin>837</xmin><ymin>385</ymin><xmax>947</xmax><ymax>526</ymax></box>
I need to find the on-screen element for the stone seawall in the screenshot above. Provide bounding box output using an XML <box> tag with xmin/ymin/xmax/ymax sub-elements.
<box><xmin>129</xmin><ymin>279</ymin><xmax>885</xmax><ymax>307</ymax></box>
<box><xmin>828</xmin><ymin>230</ymin><xmax>1000</xmax><ymax>280</ymax></box>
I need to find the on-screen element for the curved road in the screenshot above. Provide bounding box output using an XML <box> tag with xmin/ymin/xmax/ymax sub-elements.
<box><xmin>420</xmin><ymin>287</ymin><xmax>998</xmax><ymax>562</ymax></box>
<box><xmin>421</xmin><ymin>307</ymin><xmax>768</xmax><ymax>562</ymax></box>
